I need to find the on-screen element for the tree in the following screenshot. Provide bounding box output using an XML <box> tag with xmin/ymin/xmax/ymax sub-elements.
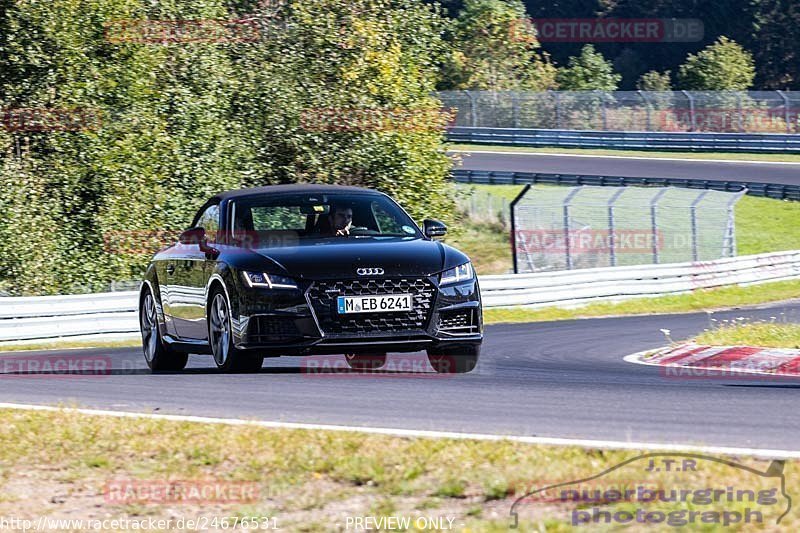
<box><xmin>439</xmin><ymin>0</ymin><xmax>557</xmax><ymax>91</ymax></box>
<box><xmin>750</xmin><ymin>0</ymin><xmax>800</xmax><ymax>89</ymax></box>
<box><xmin>0</xmin><ymin>0</ymin><xmax>456</xmax><ymax>294</ymax></box>
<box><xmin>555</xmin><ymin>44</ymin><xmax>621</xmax><ymax>90</ymax></box>
<box><xmin>677</xmin><ymin>37</ymin><xmax>756</xmax><ymax>90</ymax></box>
<box><xmin>637</xmin><ymin>70</ymin><xmax>672</xmax><ymax>91</ymax></box>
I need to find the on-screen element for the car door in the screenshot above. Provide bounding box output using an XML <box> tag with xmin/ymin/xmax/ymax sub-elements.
<box><xmin>171</xmin><ymin>203</ymin><xmax>220</xmax><ymax>340</ymax></box>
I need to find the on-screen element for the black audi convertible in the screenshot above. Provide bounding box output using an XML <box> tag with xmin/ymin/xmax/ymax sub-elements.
<box><xmin>139</xmin><ymin>184</ymin><xmax>483</xmax><ymax>373</ymax></box>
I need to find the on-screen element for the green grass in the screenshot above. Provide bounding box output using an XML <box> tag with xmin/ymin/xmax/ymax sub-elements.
<box><xmin>448</xmin><ymin>143</ymin><xmax>800</xmax><ymax>163</ymax></box>
<box><xmin>695</xmin><ymin>321</ymin><xmax>800</xmax><ymax>348</ymax></box>
<box><xmin>484</xmin><ymin>279</ymin><xmax>800</xmax><ymax>325</ymax></box>
<box><xmin>0</xmin><ymin>407</ymin><xmax>795</xmax><ymax>531</ymax></box>
<box><xmin>445</xmin><ymin>219</ymin><xmax>512</xmax><ymax>275</ymax></box>
<box><xmin>735</xmin><ymin>196</ymin><xmax>800</xmax><ymax>255</ymax></box>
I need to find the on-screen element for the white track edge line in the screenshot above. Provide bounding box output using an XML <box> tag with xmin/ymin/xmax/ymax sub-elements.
<box><xmin>447</xmin><ymin>150</ymin><xmax>800</xmax><ymax>166</ymax></box>
<box><xmin>0</xmin><ymin>401</ymin><xmax>798</xmax><ymax>459</ymax></box>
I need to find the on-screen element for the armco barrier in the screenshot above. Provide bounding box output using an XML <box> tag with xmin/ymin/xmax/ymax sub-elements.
<box><xmin>452</xmin><ymin>169</ymin><xmax>800</xmax><ymax>201</ymax></box>
<box><xmin>1</xmin><ymin>250</ymin><xmax>799</xmax><ymax>342</ymax></box>
<box><xmin>447</xmin><ymin>127</ymin><xmax>800</xmax><ymax>153</ymax></box>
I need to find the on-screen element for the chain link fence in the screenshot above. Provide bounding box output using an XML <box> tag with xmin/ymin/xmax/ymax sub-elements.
<box><xmin>512</xmin><ymin>185</ymin><xmax>746</xmax><ymax>273</ymax></box>
<box><xmin>440</xmin><ymin>91</ymin><xmax>800</xmax><ymax>133</ymax></box>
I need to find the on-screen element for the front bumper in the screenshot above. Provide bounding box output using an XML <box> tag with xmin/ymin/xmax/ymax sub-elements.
<box><xmin>231</xmin><ymin>275</ymin><xmax>483</xmax><ymax>355</ymax></box>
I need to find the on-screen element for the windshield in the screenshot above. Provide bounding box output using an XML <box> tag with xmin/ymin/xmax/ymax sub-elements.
<box><xmin>229</xmin><ymin>192</ymin><xmax>421</xmax><ymax>246</ymax></box>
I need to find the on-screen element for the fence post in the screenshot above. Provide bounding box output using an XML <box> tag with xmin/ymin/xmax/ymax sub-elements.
<box><xmin>681</xmin><ymin>90</ymin><xmax>696</xmax><ymax>131</ymax></box>
<box><xmin>554</xmin><ymin>91</ymin><xmax>562</xmax><ymax>129</ymax></box>
<box><xmin>463</xmin><ymin>90</ymin><xmax>477</xmax><ymax>127</ymax></box>
<box><xmin>639</xmin><ymin>90</ymin><xmax>651</xmax><ymax>131</ymax></box>
<box><xmin>512</xmin><ymin>92</ymin><xmax>520</xmax><ymax>128</ymax></box>
<box><xmin>736</xmin><ymin>92</ymin><xmax>743</xmax><ymax>132</ymax></box>
<box><xmin>777</xmin><ymin>90</ymin><xmax>791</xmax><ymax>134</ymax></box>
<box><xmin>598</xmin><ymin>91</ymin><xmax>607</xmax><ymax>130</ymax></box>
<box><xmin>562</xmin><ymin>187</ymin><xmax>583</xmax><ymax>270</ymax></box>
<box><xmin>607</xmin><ymin>188</ymin><xmax>626</xmax><ymax>267</ymax></box>
<box><xmin>650</xmin><ymin>188</ymin><xmax>668</xmax><ymax>264</ymax></box>
<box><xmin>689</xmin><ymin>190</ymin><xmax>709</xmax><ymax>262</ymax></box>
<box><xmin>510</xmin><ymin>184</ymin><xmax>532</xmax><ymax>274</ymax></box>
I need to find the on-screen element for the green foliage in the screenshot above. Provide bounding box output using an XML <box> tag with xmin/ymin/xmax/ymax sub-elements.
<box><xmin>439</xmin><ymin>0</ymin><xmax>556</xmax><ymax>91</ymax></box>
<box><xmin>0</xmin><ymin>0</ymin><xmax>455</xmax><ymax>295</ymax></box>
<box><xmin>636</xmin><ymin>70</ymin><xmax>672</xmax><ymax>91</ymax></box>
<box><xmin>677</xmin><ymin>37</ymin><xmax>756</xmax><ymax>90</ymax></box>
<box><xmin>555</xmin><ymin>44</ymin><xmax>621</xmax><ymax>91</ymax></box>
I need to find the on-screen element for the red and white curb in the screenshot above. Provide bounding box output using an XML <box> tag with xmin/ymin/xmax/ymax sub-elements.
<box><xmin>625</xmin><ymin>343</ymin><xmax>800</xmax><ymax>379</ymax></box>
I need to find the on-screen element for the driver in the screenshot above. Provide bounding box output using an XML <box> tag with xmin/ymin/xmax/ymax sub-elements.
<box><xmin>328</xmin><ymin>204</ymin><xmax>353</xmax><ymax>236</ymax></box>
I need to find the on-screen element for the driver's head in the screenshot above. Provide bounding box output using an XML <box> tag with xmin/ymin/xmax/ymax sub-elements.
<box><xmin>329</xmin><ymin>204</ymin><xmax>353</xmax><ymax>232</ymax></box>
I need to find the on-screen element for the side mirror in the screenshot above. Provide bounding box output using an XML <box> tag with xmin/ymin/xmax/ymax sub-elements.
<box><xmin>423</xmin><ymin>219</ymin><xmax>447</xmax><ymax>239</ymax></box>
<box><xmin>179</xmin><ymin>227</ymin><xmax>205</xmax><ymax>245</ymax></box>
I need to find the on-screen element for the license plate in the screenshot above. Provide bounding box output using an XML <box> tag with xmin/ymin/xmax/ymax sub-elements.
<box><xmin>337</xmin><ymin>294</ymin><xmax>413</xmax><ymax>314</ymax></box>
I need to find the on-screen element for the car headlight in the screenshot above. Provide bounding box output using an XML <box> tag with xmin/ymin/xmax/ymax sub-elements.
<box><xmin>242</xmin><ymin>271</ymin><xmax>298</xmax><ymax>290</ymax></box>
<box><xmin>440</xmin><ymin>262</ymin><xmax>473</xmax><ymax>286</ymax></box>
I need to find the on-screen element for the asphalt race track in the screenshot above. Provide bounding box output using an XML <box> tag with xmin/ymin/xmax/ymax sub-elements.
<box><xmin>2</xmin><ymin>302</ymin><xmax>800</xmax><ymax>451</ymax></box>
<box><xmin>450</xmin><ymin>150</ymin><xmax>800</xmax><ymax>185</ymax></box>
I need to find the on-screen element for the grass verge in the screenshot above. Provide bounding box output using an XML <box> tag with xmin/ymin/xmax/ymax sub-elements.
<box><xmin>0</xmin><ymin>407</ymin><xmax>794</xmax><ymax>531</ymax></box>
<box><xmin>484</xmin><ymin>279</ymin><xmax>800</xmax><ymax>325</ymax></box>
<box><xmin>0</xmin><ymin>338</ymin><xmax>140</xmax><ymax>353</ymax></box>
<box><xmin>448</xmin><ymin>143</ymin><xmax>800</xmax><ymax>163</ymax></box>
<box><xmin>694</xmin><ymin>322</ymin><xmax>800</xmax><ymax>349</ymax></box>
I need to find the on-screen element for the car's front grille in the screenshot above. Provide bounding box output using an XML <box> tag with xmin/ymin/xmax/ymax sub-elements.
<box><xmin>306</xmin><ymin>278</ymin><xmax>436</xmax><ymax>335</ymax></box>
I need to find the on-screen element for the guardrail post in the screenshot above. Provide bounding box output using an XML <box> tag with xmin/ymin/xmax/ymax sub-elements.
<box><xmin>689</xmin><ymin>190</ymin><xmax>709</xmax><ymax>262</ymax></box>
<box><xmin>650</xmin><ymin>188</ymin><xmax>668</xmax><ymax>264</ymax></box>
<box><xmin>607</xmin><ymin>188</ymin><xmax>626</xmax><ymax>267</ymax></box>
<box><xmin>681</xmin><ymin>90</ymin><xmax>696</xmax><ymax>131</ymax></box>
<box><xmin>562</xmin><ymin>187</ymin><xmax>583</xmax><ymax>270</ymax></box>
<box><xmin>777</xmin><ymin>90</ymin><xmax>791</xmax><ymax>134</ymax></box>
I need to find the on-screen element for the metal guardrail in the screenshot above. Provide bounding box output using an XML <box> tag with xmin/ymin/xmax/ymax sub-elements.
<box><xmin>2</xmin><ymin>250</ymin><xmax>800</xmax><ymax>342</ymax></box>
<box><xmin>447</xmin><ymin>127</ymin><xmax>800</xmax><ymax>153</ymax></box>
<box><xmin>452</xmin><ymin>169</ymin><xmax>800</xmax><ymax>201</ymax></box>
<box><xmin>480</xmin><ymin>250</ymin><xmax>800</xmax><ymax>308</ymax></box>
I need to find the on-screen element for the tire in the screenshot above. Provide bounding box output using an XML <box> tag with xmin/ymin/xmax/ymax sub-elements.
<box><xmin>140</xmin><ymin>287</ymin><xmax>188</xmax><ymax>372</ymax></box>
<box><xmin>344</xmin><ymin>353</ymin><xmax>387</xmax><ymax>371</ymax></box>
<box><xmin>208</xmin><ymin>286</ymin><xmax>264</xmax><ymax>373</ymax></box>
<box><xmin>427</xmin><ymin>344</ymin><xmax>481</xmax><ymax>374</ymax></box>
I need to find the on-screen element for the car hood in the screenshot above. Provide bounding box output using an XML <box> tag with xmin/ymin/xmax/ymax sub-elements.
<box><xmin>236</xmin><ymin>237</ymin><xmax>468</xmax><ymax>280</ymax></box>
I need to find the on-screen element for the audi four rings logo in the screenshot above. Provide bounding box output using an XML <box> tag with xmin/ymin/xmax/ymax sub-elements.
<box><xmin>357</xmin><ymin>268</ymin><xmax>384</xmax><ymax>276</ymax></box>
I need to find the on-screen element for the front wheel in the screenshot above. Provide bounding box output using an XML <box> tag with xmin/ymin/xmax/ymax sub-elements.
<box><xmin>208</xmin><ymin>288</ymin><xmax>264</xmax><ymax>373</ymax></box>
<box><xmin>140</xmin><ymin>288</ymin><xmax>188</xmax><ymax>372</ymax></box>
<box><xmin>427</xmin><ymin>345</ymin><xmax>481</xmax><ymax>374</ymax></box>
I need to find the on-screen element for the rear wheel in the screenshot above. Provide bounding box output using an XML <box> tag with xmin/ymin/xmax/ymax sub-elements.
<box><xmin>344</xmin><ymin>353</ymin><xmax>387</xmax><ymax>371</ymax></box>
<box><xmin>427</xmin><ymin>345</ymin><xmax>480</xmax><ymax>374</ymax></box>
<box><xmin>140</xmin><ymin>288</ymin><xmax>188</xmax><ymax>372</ymax></box>
<box><xmin>208</xmin><ymin>287</ymin><xmax>264</xmax><ymax>373</ymax></box>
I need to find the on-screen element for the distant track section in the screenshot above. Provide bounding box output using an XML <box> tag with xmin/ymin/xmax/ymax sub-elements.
<box><xmin>450</xmin><ymin>150</ymin><xmax>800</xmax><ymax>187</ymax></box>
